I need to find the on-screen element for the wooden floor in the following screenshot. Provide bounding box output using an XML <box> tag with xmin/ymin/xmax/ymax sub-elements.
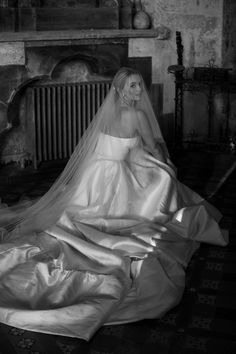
<box><xmin>0</xmin><ymin>150</ymin><xmax>235</xmax><ymax>354</ymax></box>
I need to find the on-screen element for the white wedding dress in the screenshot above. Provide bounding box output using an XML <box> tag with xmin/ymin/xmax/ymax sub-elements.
<box><xmin>0</xmin><ymin>133</ymin><xmax>227</xmax><ymax>340</ymax></box>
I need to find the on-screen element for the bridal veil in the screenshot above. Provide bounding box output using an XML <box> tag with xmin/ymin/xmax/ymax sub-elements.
<box><xmin>0</xmin><ymin>67</ymin><xmax>168</xmax><ymax>236</ymax></box>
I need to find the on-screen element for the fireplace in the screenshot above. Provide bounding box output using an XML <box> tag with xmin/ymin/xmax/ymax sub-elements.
<box><xmin>0</xmin><ymin>36</ymin><xmax>154</xmax><ymax>167</ymax></box>
<box><xmin>0</xmin><ymin>0</ymin><xmax>170</xmax><ymax>167</ymax></box>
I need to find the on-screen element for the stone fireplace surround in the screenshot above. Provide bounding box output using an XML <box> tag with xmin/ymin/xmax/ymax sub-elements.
<box><xmin>0</xmin><ymin>29</ymin><xmax>167</xmax><ymax>166</ymax></box>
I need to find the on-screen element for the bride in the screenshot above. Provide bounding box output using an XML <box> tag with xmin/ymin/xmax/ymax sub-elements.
<box><xmin>0</xmin><ymin>67</ymin><xmax>228</xmax><ymax>340</ymax></box>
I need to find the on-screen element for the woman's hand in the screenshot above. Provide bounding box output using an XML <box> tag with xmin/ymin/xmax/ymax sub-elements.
<box><xmin>152</xmin><ymin>146</ymin><xmax>166</xmax><ymax>163</ymax></box>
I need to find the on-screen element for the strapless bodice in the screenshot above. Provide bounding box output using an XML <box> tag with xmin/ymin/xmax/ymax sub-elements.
<box><xmin>95</xmin><ymin>132</ymin><xmax>140</xmax><ymax>160</ymax></box>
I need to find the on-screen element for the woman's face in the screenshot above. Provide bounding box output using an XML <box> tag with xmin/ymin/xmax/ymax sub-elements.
<box><xmin>122</xmin><ymin>74</ymin><xmax>142</xmax><ymax>102</ymax></box>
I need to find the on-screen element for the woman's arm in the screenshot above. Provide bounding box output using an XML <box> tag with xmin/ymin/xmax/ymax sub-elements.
<box><xmin>136</xmin><ymin>110</ymin><xmax>167</xmax><ymax>163</ymax></box>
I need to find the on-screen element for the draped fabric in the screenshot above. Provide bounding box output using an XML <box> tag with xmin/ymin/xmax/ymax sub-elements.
<box><xmin>0</xmin><ymin>67</ymin><xmax>228</xmax><ymax>340</ymax></box>
<box><xmin>0</xmin><ymin>133</ymin><xmax>227</xmax><ymax>340</ymax></box>
<box><xmin>0</xmin><ymin>69</ymin><xmax>167</xmax><ymax>235</ymax></box>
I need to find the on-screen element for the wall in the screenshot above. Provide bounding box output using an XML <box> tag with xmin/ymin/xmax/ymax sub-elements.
<box><xmin>0</xmin><ymin>0</ymin><xmax>228</xmax><ymax>164</ymax></box>
<box><xmin>0</xmin><ymin>1</ymin><xmax>156</xmax><ymax>166</ymax></box>
<box><xmin>222</xmin><ymin>0</ymin><xmax>236</xmax><ymax>136</ymax></box>
<box><xmin>129</xmin><ymin>0</ymin><xmax>224</xmax><ymax>143</ymax></box>
<box><xmin>222</xmin><ymin>0</ymin><xmax>236</xmax><ymax>71</ymax></box>
<box><xmin>0</xmin><ymin>41</ymin><xmax>129</xmax><ymax>165</ymax></box>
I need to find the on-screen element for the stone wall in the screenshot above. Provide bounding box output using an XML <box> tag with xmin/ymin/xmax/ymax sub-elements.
<box><xmin>0</xmin><ymin>0</ymin><xmax>232</xmax><ymax>165</ymax></box>
<box><xmin>129</xmin><ymin>0</ymin><xmax>225</xmax><ymax>142</ymax></box>
<box><xmin>222</xmin><ymin>0</ymin><xmax>236</xmax><ymax>136</ymax></box>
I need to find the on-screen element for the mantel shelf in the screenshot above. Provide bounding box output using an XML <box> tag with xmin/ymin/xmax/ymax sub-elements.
<box><xmin>0</xmin><ymin>28</ymin><xmax>168</xmax><ymax>47</ymax></box>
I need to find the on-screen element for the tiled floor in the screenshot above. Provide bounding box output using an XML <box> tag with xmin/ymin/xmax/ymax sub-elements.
<box><xmin>0</xmin><ymin>150</ymin><xmax>235</xmax><ymax>354</ymax></box>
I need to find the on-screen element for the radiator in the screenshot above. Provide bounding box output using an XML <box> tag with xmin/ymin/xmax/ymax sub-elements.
<box><xmin>27</xmin><ymin>81</ymin><xmax>111</xmax><ymax>168</ymax></box>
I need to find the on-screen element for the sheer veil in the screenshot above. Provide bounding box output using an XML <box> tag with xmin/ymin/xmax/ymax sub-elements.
<box><xmin>0</xmin><ymin>67</ymin><xmax>168</xmax><ymax>237</ymax></box>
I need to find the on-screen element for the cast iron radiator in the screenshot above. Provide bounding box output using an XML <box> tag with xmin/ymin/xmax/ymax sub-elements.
<box><xmin>27</xmin><ymin>81</ymin><xmax>111</xmax><ymax>168</ymax></box>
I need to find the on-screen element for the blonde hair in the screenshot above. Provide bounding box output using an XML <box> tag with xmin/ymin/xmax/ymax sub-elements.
<box><xmin>112</xmin><ymin>67</ymin><xmax>143</xmax><ymax>99</ymax></box>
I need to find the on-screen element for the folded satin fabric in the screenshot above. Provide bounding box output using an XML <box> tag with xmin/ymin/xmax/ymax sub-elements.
<box><xmin>0</xmin><ymin>133</ymin><xmax>227</xmax><ymax>339</ymax></box>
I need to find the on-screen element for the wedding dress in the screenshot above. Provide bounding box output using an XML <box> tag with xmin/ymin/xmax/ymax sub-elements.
<box><xmin>0</xmin><ymin>131</ymin><xmax>227</xmax><ymax>340</ymax></box>
<box><xmin>0</xmin><ymin>67</ymin><xmax>228</xmax><ymax>340</ymax></box>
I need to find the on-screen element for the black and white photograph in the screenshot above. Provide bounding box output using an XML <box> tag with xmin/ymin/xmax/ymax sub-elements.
<box><xmin>0</xmin><ymin>1</ymin><xmax>235</xmax><ymax>353</ymax></box>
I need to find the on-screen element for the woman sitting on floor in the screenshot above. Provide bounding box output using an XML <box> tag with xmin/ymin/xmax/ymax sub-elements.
<box><xmin>0</xmin><ymin>67</ymin><xmax>228</xmax><ymax>340</ymax></box>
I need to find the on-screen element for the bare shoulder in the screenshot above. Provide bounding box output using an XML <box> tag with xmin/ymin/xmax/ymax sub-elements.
<box><xmin>121</xmin><ymin>107</ymin><xmax>146</xmax><ymax>119</ymax></box>
<box><xmin>120</xmin><ymin>106</ymin><xmax>133</xmax><ymax>115</ymax></box>
<box><xmin>120</xmin><ymin>106</ymin><xmax>135</xmax><ymax>120</ymax></box>
<box><xmin>136</xmin><ymin>109</ymin><xmax>147</xmax><ymax>121</ymax></box>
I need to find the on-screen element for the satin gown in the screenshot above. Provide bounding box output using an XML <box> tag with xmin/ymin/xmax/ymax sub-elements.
<box><xmin>0</xmin><ymin>133</ymin><xmax>228</xmax><ymax>340</ymax></box>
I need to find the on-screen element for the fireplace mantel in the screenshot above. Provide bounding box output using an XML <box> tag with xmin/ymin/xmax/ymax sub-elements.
<box><xmin>0</xmin><ymin>25</ymin><xmax>164</xmax><ymax>167</ymax></box>
<box><xmin>0</xmin><ymin>28</ymin><xmax>169</xmax><ymax>47</ymax></box>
